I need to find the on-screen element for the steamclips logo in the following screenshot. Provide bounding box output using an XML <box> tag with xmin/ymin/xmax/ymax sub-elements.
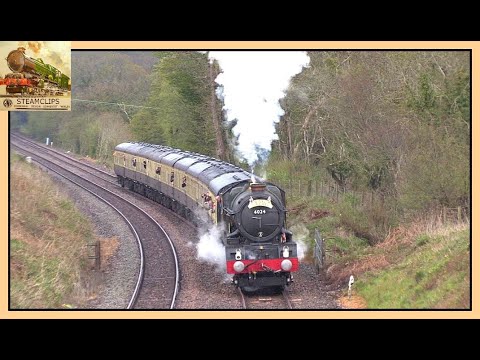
<box><xmin>0</xmin><ymin>41</ymin><xmax>71</xmax><ymax>111</ymax></box>
<box><xmin>3</xmin><ymin>99</ymin><xmax>12</xmax><ymax>108</ymax></box>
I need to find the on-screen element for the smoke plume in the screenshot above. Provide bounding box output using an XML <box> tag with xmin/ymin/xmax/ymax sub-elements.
<box><xmin>18</xmin><ymin>41</ymin><xmax>71</xmax><ymax>76</ymax></box>
<box><xmin>208</xmin><ymin>51</ymin><xmax>310</xmax><ymax>165</ymax></box>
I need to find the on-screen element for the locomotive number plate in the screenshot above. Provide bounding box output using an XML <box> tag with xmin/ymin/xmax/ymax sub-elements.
<box><xmin>253</xmin><ymin>209</ymin><xmax>267</xmax><ymax>214</ymax></box>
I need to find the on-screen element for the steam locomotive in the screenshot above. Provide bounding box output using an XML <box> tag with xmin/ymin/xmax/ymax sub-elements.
<box><xmin>0</xmin><ymin>47</ymin><xmax>70</xmax><ymax>95</ymax></box>
<box><xmin>113</xmin><ymin>142</ymin><xmax>299</xmax><ymax>291</ymax></box>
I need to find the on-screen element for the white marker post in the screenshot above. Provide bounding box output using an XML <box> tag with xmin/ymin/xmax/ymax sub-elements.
<box><xmin>348</xmin><ymin>275</ymin><xmax>354</xmax><ymax>299</ymax></box>
<box><xmin>46</xmin><ymin>137</ymin><xmax>49</xmax><ymax>145</ymax></box>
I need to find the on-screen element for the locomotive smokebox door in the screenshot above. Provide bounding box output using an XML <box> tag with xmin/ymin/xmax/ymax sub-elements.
<box><xmin>7</xmin><ymin>48</ymin><xmax>26</xmax><ymax>72</ymax></box>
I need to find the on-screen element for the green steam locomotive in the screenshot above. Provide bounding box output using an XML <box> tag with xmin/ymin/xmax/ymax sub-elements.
<box><xmin>0</xmin><ymin>47</ymin><xmax>70</xmax><ymax>95</ymax></box>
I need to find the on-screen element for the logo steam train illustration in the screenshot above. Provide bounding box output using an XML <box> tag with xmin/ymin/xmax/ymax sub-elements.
<box><xmin>0</xmin><ymin>47</ymin><xmax>70</xmax><ymax>96</ymax></box>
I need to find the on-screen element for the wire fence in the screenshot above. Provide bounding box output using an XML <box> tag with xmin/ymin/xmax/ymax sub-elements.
<box><xmin>274</xmin><ymin>178</ymin><xmax>385</xmax><ymax>207</ymax></box>
<box><xmin>275</xmin><ymin>178</ymin><xmax>341</xmax><ymax>198</ymax></box>
<box><xmin>274</xmin><ymin>178</ymin><xmax>470</xmax><ymax>223</ymax></box>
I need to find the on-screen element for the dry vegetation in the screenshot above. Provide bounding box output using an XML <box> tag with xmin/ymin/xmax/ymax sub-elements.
<box><xmin>338</xmin><ymin>294</ymin><xmax>368</xmax><ymax>309</ymax></box>
<box><xmin>99</xmin><ymin>236</ymin><xmax>120</xmax><ymax>271</ymax></box>
<box><xmin>10</xmin><ymin>154</ymin><xmax>96</xmax><ymax>308</ymax></box>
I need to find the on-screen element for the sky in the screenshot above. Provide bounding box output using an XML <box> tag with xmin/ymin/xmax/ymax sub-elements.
<box><xmin>208</xmin><ymin>51</ymin><xmax>310</xmax><ymax>166</ymax></box>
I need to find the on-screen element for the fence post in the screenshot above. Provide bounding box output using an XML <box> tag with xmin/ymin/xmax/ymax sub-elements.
<box><xmin>96</xmin><ymin>240</ymin><xmax>101</xmax><ymax>270</ymax></box>
<box><xmin>87</xmin><ymin>241</ymin><xmax>100</xmax><ymax>270</ymax></box>
<box><xmin>314</xmin><ymin>229</ymin><xmax>325</xmax><ymax>273</ymax></box>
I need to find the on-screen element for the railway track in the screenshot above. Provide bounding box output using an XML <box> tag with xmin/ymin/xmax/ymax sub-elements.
<box><xmin>11</xmin><ymin>139</ymin><xmax>180</xmax><ymax>309</ymax></box>
<box><xmin>238</xmin><ymin>288</ymin><xmax>294</xmax><ymax>310</ymax></box>
<box><xmin>10</xmin><ymin>132</ymin><xmax>117</xmax><ymax>184</ymax></box>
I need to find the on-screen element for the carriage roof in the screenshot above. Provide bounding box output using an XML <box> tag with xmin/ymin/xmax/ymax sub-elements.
<box><xmin>115</xmin><ymin>142</ymin><xmax>262</xmax><ymax>194</ymax></box>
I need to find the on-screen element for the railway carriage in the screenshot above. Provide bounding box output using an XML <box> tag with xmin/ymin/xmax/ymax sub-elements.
<box><xmin>114</xmin><ymin>142</ymin><xmax>299</xmax><ymax>291</ymax></box>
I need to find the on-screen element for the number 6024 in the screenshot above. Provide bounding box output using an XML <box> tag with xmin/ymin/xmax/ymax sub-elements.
<box><xmin>253</xmin><ymin>209</ymin><xmax>266</xmax><ymax>214</ymax></box>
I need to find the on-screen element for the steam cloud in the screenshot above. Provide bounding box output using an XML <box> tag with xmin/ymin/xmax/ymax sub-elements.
<box><xmin>289</xmin><ymin>223</ymin><xmax>310</xmax><ymax>261</ymax></box>
<box><xmin>18</xmin><ymin>41</ymin><xmax>71</xmax><ymax>76</ymax></box>
<box><xmin>208</xmin><ymin>51</ymin><xmax>310</xmax><ymax>165</ymax></box>
<box><xmin>195</xmin><ymin>217</ymin><xmax>227</xmax><ymax>273</ymax></box>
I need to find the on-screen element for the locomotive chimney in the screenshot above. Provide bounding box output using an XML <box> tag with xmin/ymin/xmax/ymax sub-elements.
<box><xmin>250</xmin><ymin>176</ymin><xmax>266</xmax><ymax>192</ymax></box>
<box><xmin>250</xmin><ymin>183</ymin><xmax>266</xmax><ymax>192</ymax></box>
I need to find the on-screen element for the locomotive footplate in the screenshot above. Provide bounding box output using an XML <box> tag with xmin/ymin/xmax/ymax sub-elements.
<box><xmin>233</xmin><ymin>271</ymin><xmax>294</xmax><ymax>289</ymax></box>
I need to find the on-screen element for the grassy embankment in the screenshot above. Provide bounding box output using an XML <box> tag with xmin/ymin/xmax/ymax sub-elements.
<box><xmin>10</xmin><ymin>153</ymin><xmax>98</xmax><ymax>308</ymax></box>
<box><xmin>286</xmin><ymin>195</ymin><xmax>470</xmax><ymax>309</ymax></box>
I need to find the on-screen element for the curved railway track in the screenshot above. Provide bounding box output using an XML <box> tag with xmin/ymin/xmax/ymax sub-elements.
<box><xmin>11</xmin><ymin>138</ymin><xmax>180</xmax><ymax>309</ymax></box>
<box><xmin>10</xmin><ymin>133</ymin><xmax>117</xmax><ymax>184</ymax></box>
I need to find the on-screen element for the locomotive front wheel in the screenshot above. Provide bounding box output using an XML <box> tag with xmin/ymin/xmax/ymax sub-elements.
<box><xmin>240</xmin><ymin>285</ymin><xmax>260</xmax><ymax>293</ymax></box>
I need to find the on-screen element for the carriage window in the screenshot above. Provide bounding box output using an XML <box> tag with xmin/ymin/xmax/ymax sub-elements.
<box><xmin>143</xmin><ymin>160</ymin><xmax>147</xmax><ymax>169</ymax></box>
<box><xmin>156</xmin><ymin>166</ymin><xmax>161</xmax><ymax>175</ymax></box>
<box><xmin>132</xmin><ymin>158</ymin><xmax>137</xmax><ymax>167</ymax></box>
<box><xmin>170</xmin><ymin>171</ymin><xmax>174</xmax><ymax>182</ymax></box>
<box><xmin>182</xmin><ymin>176</ymin><xmax>187</xmax><ymax>188</ymax></box>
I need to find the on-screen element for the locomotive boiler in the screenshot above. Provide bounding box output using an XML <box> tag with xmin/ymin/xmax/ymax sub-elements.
<box><xmin>113</xmin><ymin>142</ymin><xmax>299</xmax><ymax>292</ymax></box>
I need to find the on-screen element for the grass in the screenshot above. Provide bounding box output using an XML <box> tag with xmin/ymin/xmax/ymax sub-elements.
<box><xmin>10</xmin><ymin>153</ymin><xmax>96</xmax><ymax>308</ymax></box>
<box><xmin>355</xmin><ymin>225</ymin><xmax>470</xmax><ymax>309</ymax></box>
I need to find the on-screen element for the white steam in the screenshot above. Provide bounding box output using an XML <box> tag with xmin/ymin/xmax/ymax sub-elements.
<box><xmin>196</xmin><ymin>223</ymin><xmax>226</xmax><ymax>272</ymax></box>
<box><xmin>208</xmin><ymin>51</ymin><xmax>310</xmax><ymax>165</ymax></box>
<box><xmin>289</xmin><ymin>223</ymin><xmax>310</xmax><ymax>261</ymax></box>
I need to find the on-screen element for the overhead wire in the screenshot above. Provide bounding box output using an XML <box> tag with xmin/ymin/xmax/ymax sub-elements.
<box><xmin>71</xmin><ymin>98</ymin><xmax>161</xmax><ymax>122</ymax></box>
<box><xmin>72</xmin><ymin>98</ymin><xmax>161</xmax><ymax>110</ymax></box>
